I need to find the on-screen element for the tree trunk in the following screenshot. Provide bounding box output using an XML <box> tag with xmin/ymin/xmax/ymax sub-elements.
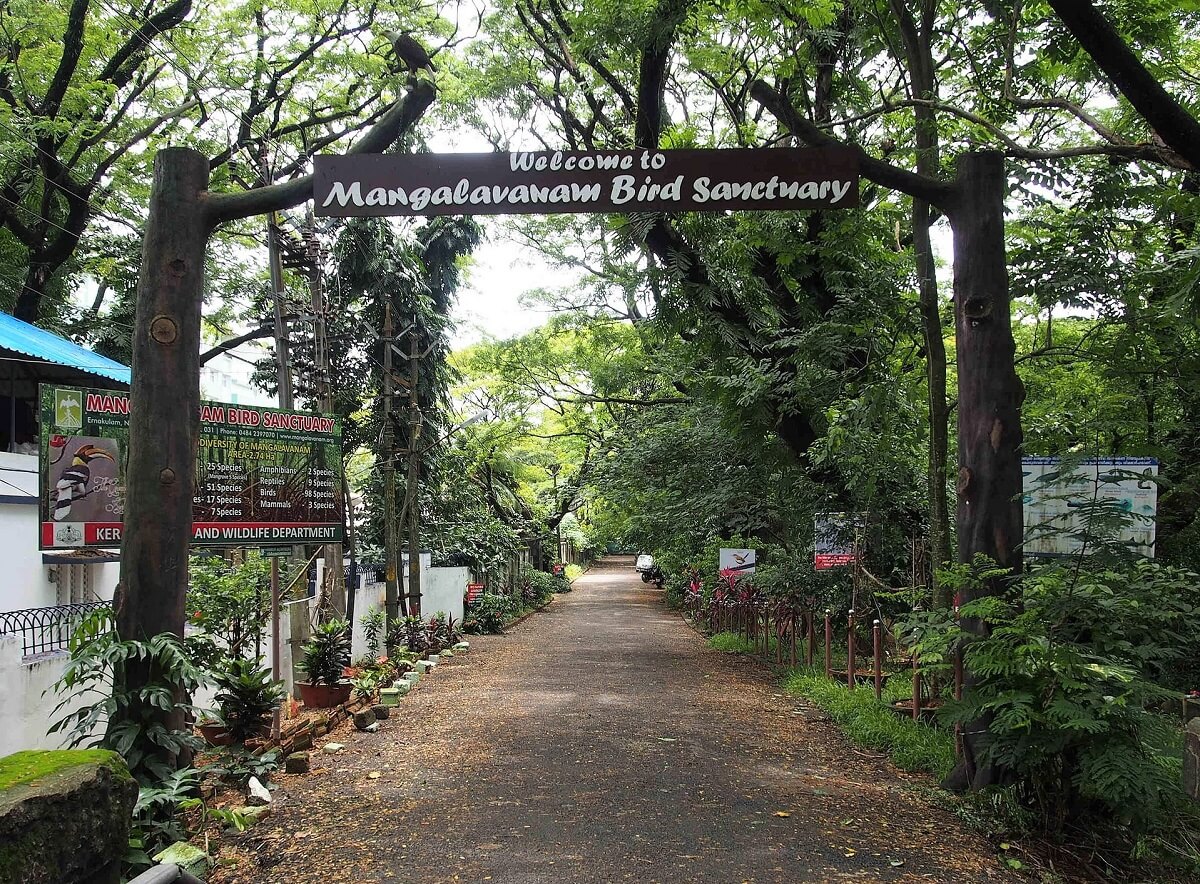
<box><xmin>943</xmin><ymin>150</ymin><xmax>1025</xmax><ymax>791</ymax></box>
<box><xmin>915</xmin><ymin>197</ymin><xmax>952</xmax><ymax>596</ymax></box>
<box><xmin>111</xmin><ymin>148</ymin><xmax>211</xmax><ymax>756</ymax></box>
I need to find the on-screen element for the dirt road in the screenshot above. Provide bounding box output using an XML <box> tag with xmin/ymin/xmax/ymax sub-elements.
<box><xmin>215</xmin><ymin>557</ymin><xmax>1007</xmax><ymax>883</ymax></box>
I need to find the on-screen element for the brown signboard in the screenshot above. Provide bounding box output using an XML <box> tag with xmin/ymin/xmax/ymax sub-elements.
<box><xmin>314</xmin><ymin>147</ymin><xmax>858</xmax><ymax>217</ymax></box>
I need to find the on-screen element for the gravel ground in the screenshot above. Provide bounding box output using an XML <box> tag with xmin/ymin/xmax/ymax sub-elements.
<box><xmin>213</xmin><ymin>557</ymin><xmax>1010</xmax><ymax>883</ymax></box>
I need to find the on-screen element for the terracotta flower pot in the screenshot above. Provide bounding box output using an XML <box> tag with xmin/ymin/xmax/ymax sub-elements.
<box><xmin>297</xmin><ymin>681</ymin><xmax>352</xmax><ymax>709</ymax></box>
<box><xmin>197</xmin><ymin>721</ymin><xmax>232</xmax><ymax>746</ymax></box>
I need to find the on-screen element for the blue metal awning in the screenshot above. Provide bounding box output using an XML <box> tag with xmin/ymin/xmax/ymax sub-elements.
<box><xmin>0</xmin><ymin>311</ymin><xmax>130</xmax><ymax>385</ymax></box>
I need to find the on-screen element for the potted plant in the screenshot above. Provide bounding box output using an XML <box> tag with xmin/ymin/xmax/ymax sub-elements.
<box><xmin>297</xmin><ymin>619</ymin><xmax>352</xmax><ymax>708</ymax></box>
<box><xmin>213</xmin><ymin>658</ymin><xmax>286</xmax><ymax>743</ymax></box>
<box><xmin>196</xmin><ymin>711</ymin><xmax>231</xmax><ymax>746</ymax></box>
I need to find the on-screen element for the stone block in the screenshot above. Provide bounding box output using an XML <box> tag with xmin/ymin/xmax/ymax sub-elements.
<box><xmin>353</xmin><ymin>710</ymin><xmax>375</xmax><ymax>731</ymax></box>
<box><xmin>284</xmin><ymin>752</ymin><xmax>311</xmax><ymax>774</ymax></box>
<box><xmin>379</xmin><ymin>688</ymin><xmax>401</xmax><ymax>707</ymax></box>
<box><xmin>439</xmin><ymin>650</ymin><xmax>455</xmax><ymax>658</ymax></box>
<box><xmin>153</xmin><ymin>841</ymin><xmax>211</xmax><ymax>878</ymax></box>
<box><xmin>1185</xmin><ymin>717</ymin><xmax>1200</xmax><ymax>802</ymax></box>
<box><xmin>372</xmin><ymin>704</ymin><xmax>390</xmax><ymax>720</ymax></box>
<box><xmin>247</xmin><ymin>776</ymin><xmax>272</xmax><ymax>806</ymax></box>
<box><xmin>291</xmin><ymin>732</ymin><xmax>313</xmax><ymax>751</ymax></box>
<box><xmin>0</xmin><ymin>749</ymin><xmax>137</xmax><ymax>884</ymax></box>
<box><xmin>453</xmin><ymin>642</ymin><xmax>470</xmax><ymax>652</ymax></box>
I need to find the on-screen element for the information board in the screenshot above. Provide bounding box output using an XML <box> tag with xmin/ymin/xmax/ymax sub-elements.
<box><xmin>1022</xmin><ymin>456</ymin><xmax>1158</xmax><ymax>558</ymax></box>
<box><xmin>814</xmin><ymin>513</ymin><xmax>857</xmax><ymax>570</ymax></box>
<box><xmin>39</xmin><ymin>385</ymin><xmax>343</xmax><ymax>549</ymax></box>
<box><xmin>718</xmin><ymin>548</ymin><xmax>756</xmax><ymax>578</ymax></box>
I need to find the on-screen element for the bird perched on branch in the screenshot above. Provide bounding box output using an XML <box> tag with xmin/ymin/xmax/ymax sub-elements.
<box><xmin>387</xmin><ymin>31</ymin><xmax>434</xmax><ymax>74</ymax></box>
<box><xmin>53</xmin><ymin>444</ymin><xmax>115</xmax><ymax>521</ymax></box>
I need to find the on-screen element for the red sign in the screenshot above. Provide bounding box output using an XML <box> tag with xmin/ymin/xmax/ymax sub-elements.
<box><xmin>814</xmin><ymin>553</ymin><xmax>856</xmax><ymax>570</ymax></box>
<box><xmin>465</xmin><ymin>583</ymin><xmax>485</xmax><ymax>603</ymax></box>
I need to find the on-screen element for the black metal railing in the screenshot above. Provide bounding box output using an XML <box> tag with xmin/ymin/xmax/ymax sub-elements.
<box><xmin>0</xmin><ymin>601</ymin><xmax>110</xmax><ymax>657</ymax></box>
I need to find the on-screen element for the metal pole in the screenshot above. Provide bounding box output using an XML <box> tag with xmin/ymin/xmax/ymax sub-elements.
<box><xmin>873</xmin><ymin>620</ymin><xmax>882</xmax><ymax>700</ymax></box>
<box><xmin>806</xmin><ymin>610</ymin><xmax>815</xmax><ymax>667</ymax></box>
<box><xmin>824</xmin><ymin>610</ymin><xmax>832</xmax><ymax>680</ymax></box>
<box><xmin>405</xmin><ymin>320</ymin><xmax>422</xmax><ymax>618</ymax></box>
<box><xmin>847</xmin><ymin>609</ymin><xmax>856</xmax><ymax>690</ymax></box>
<box><xmin>912</xmin><ymin>653</ymin><xmax>921</xmax><ymax>722</ymax></box>
<box><xmin>270</xmin><ymin>556</ymin><xmax>281</xmax><ymax>740</ymax></box>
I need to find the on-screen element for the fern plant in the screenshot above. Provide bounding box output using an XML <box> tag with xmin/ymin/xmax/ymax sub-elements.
<box><xmin>908</xmin><ymin>556</ymin><xmax>1198</xmax><ymax>833</ymax></box>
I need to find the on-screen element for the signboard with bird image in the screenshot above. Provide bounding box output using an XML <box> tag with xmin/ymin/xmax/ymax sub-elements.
<box><xmin>718</xmin><ymin>548</ymin><xmax>756</xmax><ymax>579</ymax></box>
<box><xmin>39</xmin><ymin>384</ymin><xmax>343</xmax><ymax>549</ymax></box>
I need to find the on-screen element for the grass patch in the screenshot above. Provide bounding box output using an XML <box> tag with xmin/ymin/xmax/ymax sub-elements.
<box><xmin>709</xmin><ymin>630</ymin><xmax>756</xmax><ymax>653</ymax></box>
<box><xmin>782</xmin><ymin>668</ymin><xmax>957</xmax><ymax>780</ymax></box>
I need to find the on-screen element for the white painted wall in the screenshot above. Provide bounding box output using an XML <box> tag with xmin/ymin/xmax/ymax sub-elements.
<box><xmin>416</xmin><ymin>566</ymin><xmax>467</xmax><ymax>625</ymax></box>
<box><xmin>0</xmin><ymin>636</ymin><xmax>84</xmax><ymax>756</ymax></box>
<box><xmin>0</xmin><ymin>451</ymin><xmax>120</xmax><ymax>614</ymax></box>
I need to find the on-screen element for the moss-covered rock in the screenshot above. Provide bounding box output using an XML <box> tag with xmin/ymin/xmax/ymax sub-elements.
<box><xmin>0</xmin><ymin>749</ymin><xmax>136</xmax><ymax>884</ymax></box>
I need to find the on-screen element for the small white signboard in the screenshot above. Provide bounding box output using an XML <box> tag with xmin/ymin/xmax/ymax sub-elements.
<box><xmin>719</xmin><ymin>548</ymin><xmax>756</xmax><ymax>577</ymax></box>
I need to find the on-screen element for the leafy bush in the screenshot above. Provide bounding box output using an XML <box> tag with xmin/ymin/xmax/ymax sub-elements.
<box><xmin>299</xmin><ymin>619</ymin><xmax>351</xmax><ymax>686</ymax></box>
<box><xmin>186</xmin><ymin>553</ymin><xmax>270</xmax><ymax>670</ymax></box>
<box><xmin>211</xmin><ymin>659</ymin><xmax>285</xmax><ymax>743</ymax></box>
<box><xmin>395</xmin><ymin>615</ymin><xmax>431</xmax><ymax>655</ymax></box>
<box><xmin>524</xmin><ymin>570</ymin><xmax>559</xmax><ymax>604</ymax></box>
<box><xmin>361</xmin><ymin>608</ymin><xmax>386</xmax><ymax>660</ymax></box>
<box><xmin>50</xmin><ymin>607</ymin><xmax>203</xmax><ymax>784</ymax></box>
<box><xmin>464</xmin><ymin>591</ymin><xmax>516</xmax><ymax>634</ymax></box>
<box><xmin>204</xmin><ymin>747</ymin><xmax>281</xmax><ymax>788</ymax></box>
<box><xmin>910</xmin><ymin>556</ymin><xmax>1200</xmax><ymax>833</ymax></box>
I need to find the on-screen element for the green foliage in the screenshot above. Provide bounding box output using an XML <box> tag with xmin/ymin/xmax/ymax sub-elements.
<box><xmin>203</xmin><ymin>747</ymin><xmax>281</xmax><ymax>789</ymax></box>
<box><xmin>299</xmin><ymin>620</ymin><xmax>351</xmax><ymax>687</ymax></box>
<box><xmin>211</xmin><ymin>659</ymin><xmax>285</xmax><ymax>744</ymax></box>
<box><xmin>464</xmin><ymin>591</ymin><xmax>517</xmax><ymax>635</ymax></box>
<box><xmin>126</xmin><ymin>767</ymin><xmax>201</xmax><ymax>869</ymax></box>
<box><xmin>185</xmin><ymin>553</ymin><xmax>270</xmax><ymax>671</ymax></box>
<box><xmin>49</xmin><ymin>608</ymin><xmax>202</xmax><ymax>786</ymax></box>
<box><xmin>909</xmin><ymin>556</ymin><xmax>1200</xmax><ymax>833</ymax></box>
<box><xmin>361</xmin><ymin>608</ymin><xmax>387</xmax><ymax>660</ymax></box>
<box><xmin>783</xmin><ymin>669</ymin><xmax>957</xmax><ymax>780</ymax></box>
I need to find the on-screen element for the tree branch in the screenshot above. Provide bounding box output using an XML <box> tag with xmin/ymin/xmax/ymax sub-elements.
<box><xmin>749</xmin><ymin>79</ymin><xmax>954</xmax><ymax>208</ymax></box>
<box><xmin>205</xmin><ymin>37</ymin><xmax>436</xmax><ymax>226</ymax></box>
<box><xmin>1045</xmin><ymin>0</ymin><xmax>1200</xmax><ymax>171</ymax></box>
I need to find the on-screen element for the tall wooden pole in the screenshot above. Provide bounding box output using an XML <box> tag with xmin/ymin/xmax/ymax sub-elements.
<box><xmin>405</xmin><ymin>320</ymin><xmax>423</xmax><ymax>617</ymax></box>
<box><xmin>382</xmin><ymin>304</ymin><xmax>401</xmax><ymax>625</ymax></box>
<box><xmin>114</xmin><ymin>148</ymin><xmax>210</xmax><ymax>752</ymax></box>
<box><xmin>305</xmin><ymin>215</ymin><xmax>345</xmax><ymax>619</ymax></box>
<box><xmin>266</xmin><ymin>214</ymin><xmax>294</xmax><ymax>410</ymax></box>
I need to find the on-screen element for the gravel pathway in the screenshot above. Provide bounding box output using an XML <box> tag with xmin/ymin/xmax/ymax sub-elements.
<box><xmin>214</xmin><ymin>557</ymin><xmax>1009</xmax><ymax>883</ymax></box>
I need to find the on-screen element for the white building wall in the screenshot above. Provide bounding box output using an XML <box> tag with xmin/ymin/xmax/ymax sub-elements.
<box><xmin>0</xmin><ymin>636</ymin><xmax>82</xmax><ymax>756</ymax></box>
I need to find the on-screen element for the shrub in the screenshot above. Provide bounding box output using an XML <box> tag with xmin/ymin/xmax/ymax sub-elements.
<box><xmin>910</xmin><ymin>556</ymin><xmax>1200</xmax><ymax>833</ymax></box>
<box><xmin>464</xmin><ymin>591</ymin><xmax>515</xmax><ymax>634</ymax></box>
<box><xmin>709</xmin><ymin>631</ymin><xmax>756</xmax><ymax>654</ymax></box>
<box><xmin>211</xmin><ymin>659</ymin><xmax>285</xmax><ymax>743</ymax></box>
<box><xmin>299</xmin><ymin>619</ymin><xmax>351</xmax><ymax>686</ymax></box>
<box><xmin>783</xmin><ymin>669</ymin><xmax>957</xmax><ymax>779</ymax></box>
<box><xmin>525</xmin><ymin>571</ymin><xmax>559</xmax><ymax>603</ymax></box>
